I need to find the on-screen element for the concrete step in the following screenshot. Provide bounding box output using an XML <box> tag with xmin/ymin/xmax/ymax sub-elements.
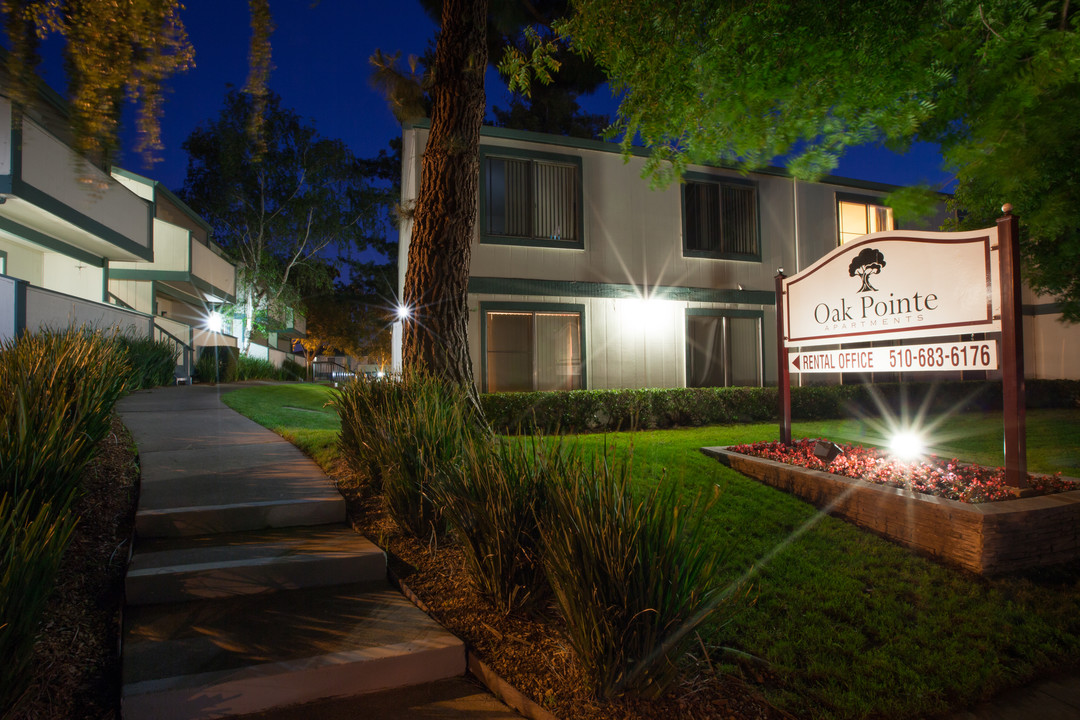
<box><xmin>122</xmin><ymin>583</ymin><xmax>466</xmax><ymax>720</ymax></box>
<box><xmin>135</xmin><ymin>496</ymin><xmax>345</xmax><ymax>538</ymax></box>
<box><xmin>134</xmin><ymin>441</ymin><xmax>346</xmax><ymax>537</ymax></box>
<box><xmin>126</xmin><ymin>525</ymin><xmax>386</xmax><ymax>605</ymax></box>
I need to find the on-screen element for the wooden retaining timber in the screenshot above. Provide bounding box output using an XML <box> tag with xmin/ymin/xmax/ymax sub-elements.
<box><xmin>703</xmin><ymin>446</ymin><xmax>1080</xmax><ymax>575</ymax></box>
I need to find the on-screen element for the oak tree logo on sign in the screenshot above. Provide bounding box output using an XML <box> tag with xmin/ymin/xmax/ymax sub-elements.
<box><xmin>848</xmin><ymin>248</ymin><xmax>886</xmax><ymax>292</ymax></box>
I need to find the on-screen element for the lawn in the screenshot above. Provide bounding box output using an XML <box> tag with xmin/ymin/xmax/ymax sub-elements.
<box><xmin>222</xmin><ymin>383</ymin><xmax>341</xmax><ymax>469</ymax></box>
<box><xmin>223</xmin><ymin>383</ymin><xmax>1080</xmax><ymax>720</ymax></box>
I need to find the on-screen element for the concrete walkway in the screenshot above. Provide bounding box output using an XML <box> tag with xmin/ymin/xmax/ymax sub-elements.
<box><xmin>948</xmin><ymin>672</ymin><xmax>1080</xmax><ymax>720</ymax></box>
<box><xmin>117</xmin><ymin>384</ymin><xmax>519</xmax><ymax>720</ymax></box>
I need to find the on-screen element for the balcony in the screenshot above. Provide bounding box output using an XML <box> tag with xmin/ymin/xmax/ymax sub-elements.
<box><xmin>0</xmin><ymin>98</ymin><xmax>152</xmax><ymax>264</ymax></box>
<box><xmin>0</xmin><ymin>273</ymin><xmax>153</xmax><ymax>342</ymax></box>
<box><xmin>110</xmin><ymin>218</ymin><xmax>236</xmax><ymax>305</ymax></box>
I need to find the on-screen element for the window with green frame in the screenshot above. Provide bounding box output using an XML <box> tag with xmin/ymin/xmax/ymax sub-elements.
<box><xmin>483</xmin><ymin>304</ymin><xmax>584</xmax><ymax>392</ymax></box>
<box><xmin>482</xmin><ymin>150</ymin><xmax>583</xmax><ymax>248</ymax></box>
<box><xmin>685</xmin><ymin>309</ymin><xmax>763</xmax><ymax>387</ymax></box>
<box><xmin>682</xmin><ymin>176</ymin><xmax>759</xmax><ymax>260</ymax></box>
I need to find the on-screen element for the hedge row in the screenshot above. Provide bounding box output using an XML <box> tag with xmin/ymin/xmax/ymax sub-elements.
<box><xmin>481</xmin><ymin>379</ymin><xmax>1080</xmax><ymax>434</ymax></box>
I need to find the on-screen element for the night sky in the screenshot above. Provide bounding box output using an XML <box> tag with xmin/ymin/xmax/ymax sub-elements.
<box><xmin>32</xmin><ymin>1</ymin><xmax>953</xmax><ymax>203</ymax></box>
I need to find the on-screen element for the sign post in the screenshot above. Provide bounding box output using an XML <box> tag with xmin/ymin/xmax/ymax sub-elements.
<box><xmin>775</xmin><ymin>271</ymin><xmax>791</xmax><ymax>444</ymax></box>
<box><xmin>997</xmin><ymin>206</ymin><xmax>1028</xmax><ymax>490</ymax></box>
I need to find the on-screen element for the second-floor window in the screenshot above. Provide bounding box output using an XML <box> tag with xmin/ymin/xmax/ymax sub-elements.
<box><xmin>682</xmin><ymin>178</ymin><xmax>759</xmax><ymax>260</ymax></box>
<box><xmin>838</xmin><ymin>195</ymin><xmax>894</xmax><ymax>245</ymax></box>
<box><xmin>483</xmin><ymin>151</ymin><xmax>582</xmax><ymax>248</ymax></box>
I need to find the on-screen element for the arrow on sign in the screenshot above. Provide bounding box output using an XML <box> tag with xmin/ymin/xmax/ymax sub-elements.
<box><xmin>791</xmin><ymin>355</ymin><xmax>801</xmax><ymax>370</ymax></box>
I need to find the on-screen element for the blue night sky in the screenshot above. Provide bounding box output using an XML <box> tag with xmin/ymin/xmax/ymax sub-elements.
<box><xmin>33</xmin><ymin>1</ymin><xmax>953</xmax><ymax>198</ymax></box>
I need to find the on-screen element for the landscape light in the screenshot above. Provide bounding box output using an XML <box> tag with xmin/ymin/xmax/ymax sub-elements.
<box><xmin>889</xmin><ymin>431</ymin><xmax>925</xmax><ymax>461</ymax></box>
<box><xmin>396</xmin><ymin>304</ymin><xmax>411</xmax><ymax>321</ymax></box>
<box><xmin>813</xmin><ymin>440</ymin><xmax>842</xmax><ymax>465</ymax></box>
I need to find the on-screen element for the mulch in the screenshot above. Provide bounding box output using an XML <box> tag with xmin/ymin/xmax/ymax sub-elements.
<box><xmin>334</xmin><ymin>463</ymin><xmax>795</xmax><ymax>720</ymax></box>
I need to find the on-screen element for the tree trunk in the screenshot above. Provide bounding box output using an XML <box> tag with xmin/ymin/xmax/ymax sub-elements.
<box><xmin>401</xmin><ymin>0</ymin><xmax>488</xmax><ymax>411</ymax></box>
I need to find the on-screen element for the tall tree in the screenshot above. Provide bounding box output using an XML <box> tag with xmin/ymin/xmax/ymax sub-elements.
<box><xmin>536</xmin><ymin>0</ymin><xmax>1080</xmax><ymax>319</ymax></box>
<box><xmin>400</xmin><ymin>0</ymin><xmax>488</xmax><ymax>402</ymax></box>
<box><xmin>180</xmin><ymin>88</ymin><xmax>392</xmax><ymax>351</ymax></box>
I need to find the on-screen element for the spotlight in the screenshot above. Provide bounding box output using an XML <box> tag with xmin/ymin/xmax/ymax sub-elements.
<box><xmin>813</xmin><ymin>440</ymin><xmax>842</xmax><ymax>465</ymax></box>
<box><xmin>205</xmin><ymin>311</ymin><xmax>223</xmax><ymax>333</ymax></box>
<box><xmin>890</xmin><ymin>431</ymin><xmax>925</xmax><ymax>461</ymax></box>
<box><xmin>396</xmin><ymin>304</ymin><xmax>411</xmax><ymax>321</ymax></box>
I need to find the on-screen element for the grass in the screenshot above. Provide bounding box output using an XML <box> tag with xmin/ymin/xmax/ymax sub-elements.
<box><xmin>221</xmin><ymin>383</ymin><xmax>1080</xmax><ymax>719</ymax></box>
<box><xmin>221</xmin><ymin>384</ymin><xmax>341</xmax><ymax>469</ymax></box>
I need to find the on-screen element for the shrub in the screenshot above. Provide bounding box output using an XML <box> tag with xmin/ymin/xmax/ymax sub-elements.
<box><xmin>280</xmin><ymin>356</ymin><xmax>305</xmax><ymax>381</ymax></box>
<box><xmin>0</xmin><ymin>493</ymin><xmax>76</xmax><ymax>712</ymax></box>
<box><xmin>432</xmin><ymin>435</ymin><xmax>560</xmax><ymax>614</ymax></box>
<box><xmin>541</xmin><ymin>446</ymin><xmax>731</xmax><ymax>699</ymax></box>
<box><xmin>117</xmin><ymin>336</ymin><xmax>177</xmax><ymax>389</ymax></box>
<box><xmin>334</xmin><ymin>371</ymin><xmax>476</xmax><ymax>539</ymax></box>
<box><xmin>194</xmin><ymin>345</ymin><xmax>239</xmax><ymax>384</ymax></box>
<box><xmin>0</xmin><ymin>328</ymin><xmax>129</xmax><ymax>512</ymax></box>
<box><xmin>236</xmin><ymin>355</ymin><xmax>279</xmax><ymax>381</ymax></box>
<box><xmin>483</xmin><ymin>379</ymin><xmax>1080</xmax><ymax>434</ymax></box>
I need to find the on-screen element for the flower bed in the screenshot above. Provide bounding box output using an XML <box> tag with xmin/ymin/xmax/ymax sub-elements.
<box><xmin>703</xmin><ymin>444</ymin><xmax>1080</xmax><ymax>574</ymax></box>
<box><xmin>730</xmin><ymin>439</ymin><xmax>1074</xmax><ymax>503</ymax></box>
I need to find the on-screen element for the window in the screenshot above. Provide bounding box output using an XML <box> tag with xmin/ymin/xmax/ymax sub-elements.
<box><xmin>0</xmin><ymin>250</ymin><xmax>6</xmax><ymax>275</ymax></box>
<box><xmin>482</xmin><ymin>150</ymin><xmax>582</xmax><ymax>248</ymax></box>
<box><xmin>682</xmin><ymin>177</ymin><xmax>759</xmax><ymax>259</ymax></box>
<box><xmin>483</xmin><ymin>304</ymin><xmax>583</xmax><ymax>392</ymax></box>
<box><xmin>837</xmin><ymin>194</ymin><xmax>894</xmax><ymax>245</ymax></box>
<box><xmin>685</xmin><ymin>310</ymin><xmax>762</xmax><ymax>387</ymax></box>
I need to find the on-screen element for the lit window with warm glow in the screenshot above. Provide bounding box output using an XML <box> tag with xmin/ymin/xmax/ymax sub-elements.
<box><xmin>484</xmin><ymin>307</ymin><xmax>583</xmax><ymax>393</ymax></box>
<box><xmin>838</xmin><ymin>197</ymin><xmax>894</xmax><ymax>245</ymax></box>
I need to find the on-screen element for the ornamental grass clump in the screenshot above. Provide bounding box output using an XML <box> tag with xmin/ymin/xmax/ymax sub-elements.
<box><xmin>117</xmin><ymin>336</ymin><xmax>178</xmax><ymax>389</ymax></box>
<box><xmin>0</xmin><ymin>328</ymin><xmax>129</xmax><ymax>512</ymax></box>
<box><xmin>335</xmin><ymin>371</ymin><xmax>476</xmax><ymax>539</ymax></box>
<box><xmin>0</xmin><ymin>493</ymin><xmax>77</xmax><ymax>712</ymax></box>
<box><xmin>433</xmin><ymin>435</ymin><xmax>567</xmax><ymax>615</ymax></box>
<box><xmin>541</xmin><ymin>446</ymin><xmax>730</xmax><ymax>699</ymax></box>
<box><xmin>333</xmin><ymin>374</ymin><xmax>406</xmax><ymax>491</ymax></box>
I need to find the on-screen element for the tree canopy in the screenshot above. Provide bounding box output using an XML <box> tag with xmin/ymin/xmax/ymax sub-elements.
<box><xmin>179</xmin><ymin>88</ymin><xmax>394</xmax><ymax>348</ymax></box>
<box><xmin>1</xmin><ymin>0</ymin><xmax>194</xmax><ymax>165</ymax></box>
<box><xmin>544</xmin><ymin>0</ymin><xmax>1080</xmax><ymax>319</ymax></box>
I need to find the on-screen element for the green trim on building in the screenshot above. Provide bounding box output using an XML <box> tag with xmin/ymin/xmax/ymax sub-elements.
<box><xmin>0</xmin><ymin>215</ymin><xmax>103</xmax><ymax>267</ymax></box>
<box><xmin>680</xmin><ymin>171</ymin><xmax>763</xmax><ymax>263</ymax></box>
<box><xmin>468</xmin><ymin>276</ymin><xmax>775</xmax><ymax>306</ymax></box>
<box><xmin>101</xmin><ymin>260</ymin><xmax>109</xmax><ymax>302</ymax></box>
<box><xmin>478</xmin><ymin>300</ymin><xmax>587</xmax><ymax>393</ymax></box>
<box><xmin>684</xmin><ymin>307</ymin><xmax>766</xmax><ymax>389</ymax></box>
<box><xmin>1023</xmin><ymin>302</ymin><xmax>1063</xmax><ymax>316</ymax></box>
<box><xmin>0</xmin><ymin>249</ymin><xmax>7</xmax><ymax>275</ymax></box>
<box><xmin>478</xmin><ymin>145</ymin><xmax>586</xmax><ymax>250</ymax></box>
